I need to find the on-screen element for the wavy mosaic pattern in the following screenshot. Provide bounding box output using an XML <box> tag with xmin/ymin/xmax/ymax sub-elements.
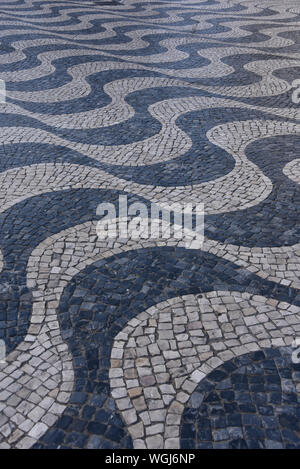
<box><xmin>0</xmin><ymin>0</ymin><xmax>300</xmax><ymax>450</ymax></box>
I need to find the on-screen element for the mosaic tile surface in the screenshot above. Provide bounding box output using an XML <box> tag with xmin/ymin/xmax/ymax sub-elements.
<box><xmin>0</xmin><ymin>0</ymin><xmax>299</xmax><ymax>449</ymax></box>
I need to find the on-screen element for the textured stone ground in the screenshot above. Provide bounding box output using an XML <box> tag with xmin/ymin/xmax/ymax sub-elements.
<box><xmin>0</xmin><ymin>0</ymin><xmax>300</xmax><ymax>450</ymax></box>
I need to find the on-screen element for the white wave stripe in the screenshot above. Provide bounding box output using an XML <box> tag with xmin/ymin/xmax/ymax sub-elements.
<box><xmin>190</xmin><ymin>1</ymin><xmax>299</xmax><ymax>19</ymax></box>
<box><xmin>0</xmin><ymin>0</ymin><xmax>96</xmax><ymax>11</ymax></box>
<box><xmin>0</xmin><ymin>11</ymin><xmax>227</xmax><ymax>38</ymax></box>
<box><xmin>1</xmin><ymin>39</ymin><xmax>236</xmax><ymax>81</ymax></box>
<box><xmin>98</xmin><ymin>23</ymin><xmax>298</xmax><ymax>54</ymax></box>
<box><xmin>0</xmin><ymin>16</ymin><xmax>181</xmax><ymax>48</ymax></box>
<box><xmin>0</xmin><ymin>2</ymin><xmax>95</xmax><ymax>16</ymax></box>
<box><xmin>0</xmin><ymin>20</ymin><xmax>121</xmax><ymax>46</ymax></box>
<box><xmin>154</xmin><ymin>54</ymin><xmax>298</xmax><ymax>93</ymax></box>
<box><xmin>2</xmin><ymin>40</ymin><xmax>287</xmax><ymax>93</ymax></box>
<box><xmin>10</xmin><ymin>7</ymin><xmax>185</xmax><ymax>28</ymax></box>
<box><xmin>0</xmin><ymin>119</ymin><xmax>298</xmax><ymax>215</ymax></box>
<box><xmin>0</xmin><ymin>12</ymin><xmax>187</xmax><ymax>43</ymax></box>
<box><xmin>198</xmin><ymin>22</ymin><xmax>298</xmax><ymax>47</ymax></box>
<box><xmin>100</xmin><ymin>36</ymin><xmax>236</xmax><ymax>64</ymax></box>
<box><xmin>0</xmin><ymin>37</ymin><xmax>97</xmax><ymax>65</ymax></box>
<box><xmin>104</xmin><ymin>52</ymin><xmax>300</xmax><ymax>90</ymax></box>
<box><xmin>0</xmin><ymin>32</ymin><xmax>175</xmax><ymax>80</ymax></box>
<box><xmin>0</xmin><ymin>0</ymin><xmax>298</xmax><ymax>24</ymax></box>
<box><xmin>200</xmin><ymin>58</ymin><xmax>299</xmax><ymax>97</ymax></box>
<box><xmin>0</xmin><ymin>46</ymin><xmax>106</xmax><ymax>83</ymax></box>
<box><xmin>0</xmin><ymin>10</ymin><xmax>213</xmax><ymax>40</ymax></box>
<box><xmin>80</xmin><ymin>0</ymin><xmax>296</xmax><ymax>22</ymax></box>
<box><xmin>135</xmin><ymin>0</ymin><xmax>299</xmax><ymax>18</ymax></box>
<box><xmin>2</xmin><ymin>41</ymin><xmax>299</xmax><ymax>98</ymax></box>
<box><xmin>0</xmin><ymin>7</ymin><xmax>298</xmax><ymax>55</ymax></box>
<box><xmin>0</xmin><ymin>25</ymin><xmax>299</xmax><ymax>88</ymax></box>
<box><xmin>47</xmin><ymin>18</ymin><xmax>300</xmax><ymax>49</ymax></box>
<box><xmin>27</xmin><ymin>22</ymin><xmax>295</xmax><ymax>65</ymax></box>
<box><xmin>0</xmin><ymin>30</ymin><xmax>264</xmax><ymax>80</ymax></box>
<box><xmin>0</xmin><ymin>102</ymin><xmax>193</xmax><ymax>163</ymax></box>
<box><xmin>111</xmin><ymin>292</ymin><xmax>300</xmax><ymax>448</ymax></box>
<box><xmin>1</xmin><ymin>7</ymin><xmax>111</xmax><ymax>23</ymax></box>
<box><xmin>2</xmin><ymin>88</ymin><xmax>300</xmax><ymax>164</ymax></box>
<box><xmin>7</xmin><ymin>76</ymin><xmax>195</xmax><ymax>128</ymax></box>
<box><xmin>0</xmin><ymin>38</ymin><xmax>230</xmax><ymax>91</ymax></box>
<box><xmin>141</xmin><ymin>3</ymin><xmax>298</xmax><ymax>20</ymax></box>
<box><xmin>234</xmin><ymin>0</ymin><xmax>299</xmax><ymax>18</ymax></box>
<box><xmin>0</xmin><ymin>10</ymin><xmax>120</xmax><ymax>32</ymax></box>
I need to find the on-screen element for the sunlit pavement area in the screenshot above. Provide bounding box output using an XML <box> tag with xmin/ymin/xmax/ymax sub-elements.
<box><xmin>0</xmin><ymin>0</ymin><xmax>300</xmax><ymax>449</ymax></box>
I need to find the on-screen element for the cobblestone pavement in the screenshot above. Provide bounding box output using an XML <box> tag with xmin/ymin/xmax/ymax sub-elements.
<box><xmin>0</xmin><ymin>0</ymin><xmax>300</xmax><ymax>450</ymax></box>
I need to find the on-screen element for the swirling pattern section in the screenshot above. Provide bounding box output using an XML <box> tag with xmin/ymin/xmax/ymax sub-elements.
<box><xmin>0</xmin><ymin>0</ymin><xmax>300</xmax><ymax>450</ymax></box>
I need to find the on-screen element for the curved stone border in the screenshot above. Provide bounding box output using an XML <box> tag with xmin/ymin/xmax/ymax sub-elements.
<box><xmin>111</xmin><ymin>291</ymin><xmax>300</xmax><ymax>448</ymax></box>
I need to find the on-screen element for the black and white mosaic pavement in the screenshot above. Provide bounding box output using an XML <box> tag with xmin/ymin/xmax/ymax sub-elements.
<box><xmin>0</xmin><ymin>0</ymin><xmax>300</xmax><ymax>450</ymax></box>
